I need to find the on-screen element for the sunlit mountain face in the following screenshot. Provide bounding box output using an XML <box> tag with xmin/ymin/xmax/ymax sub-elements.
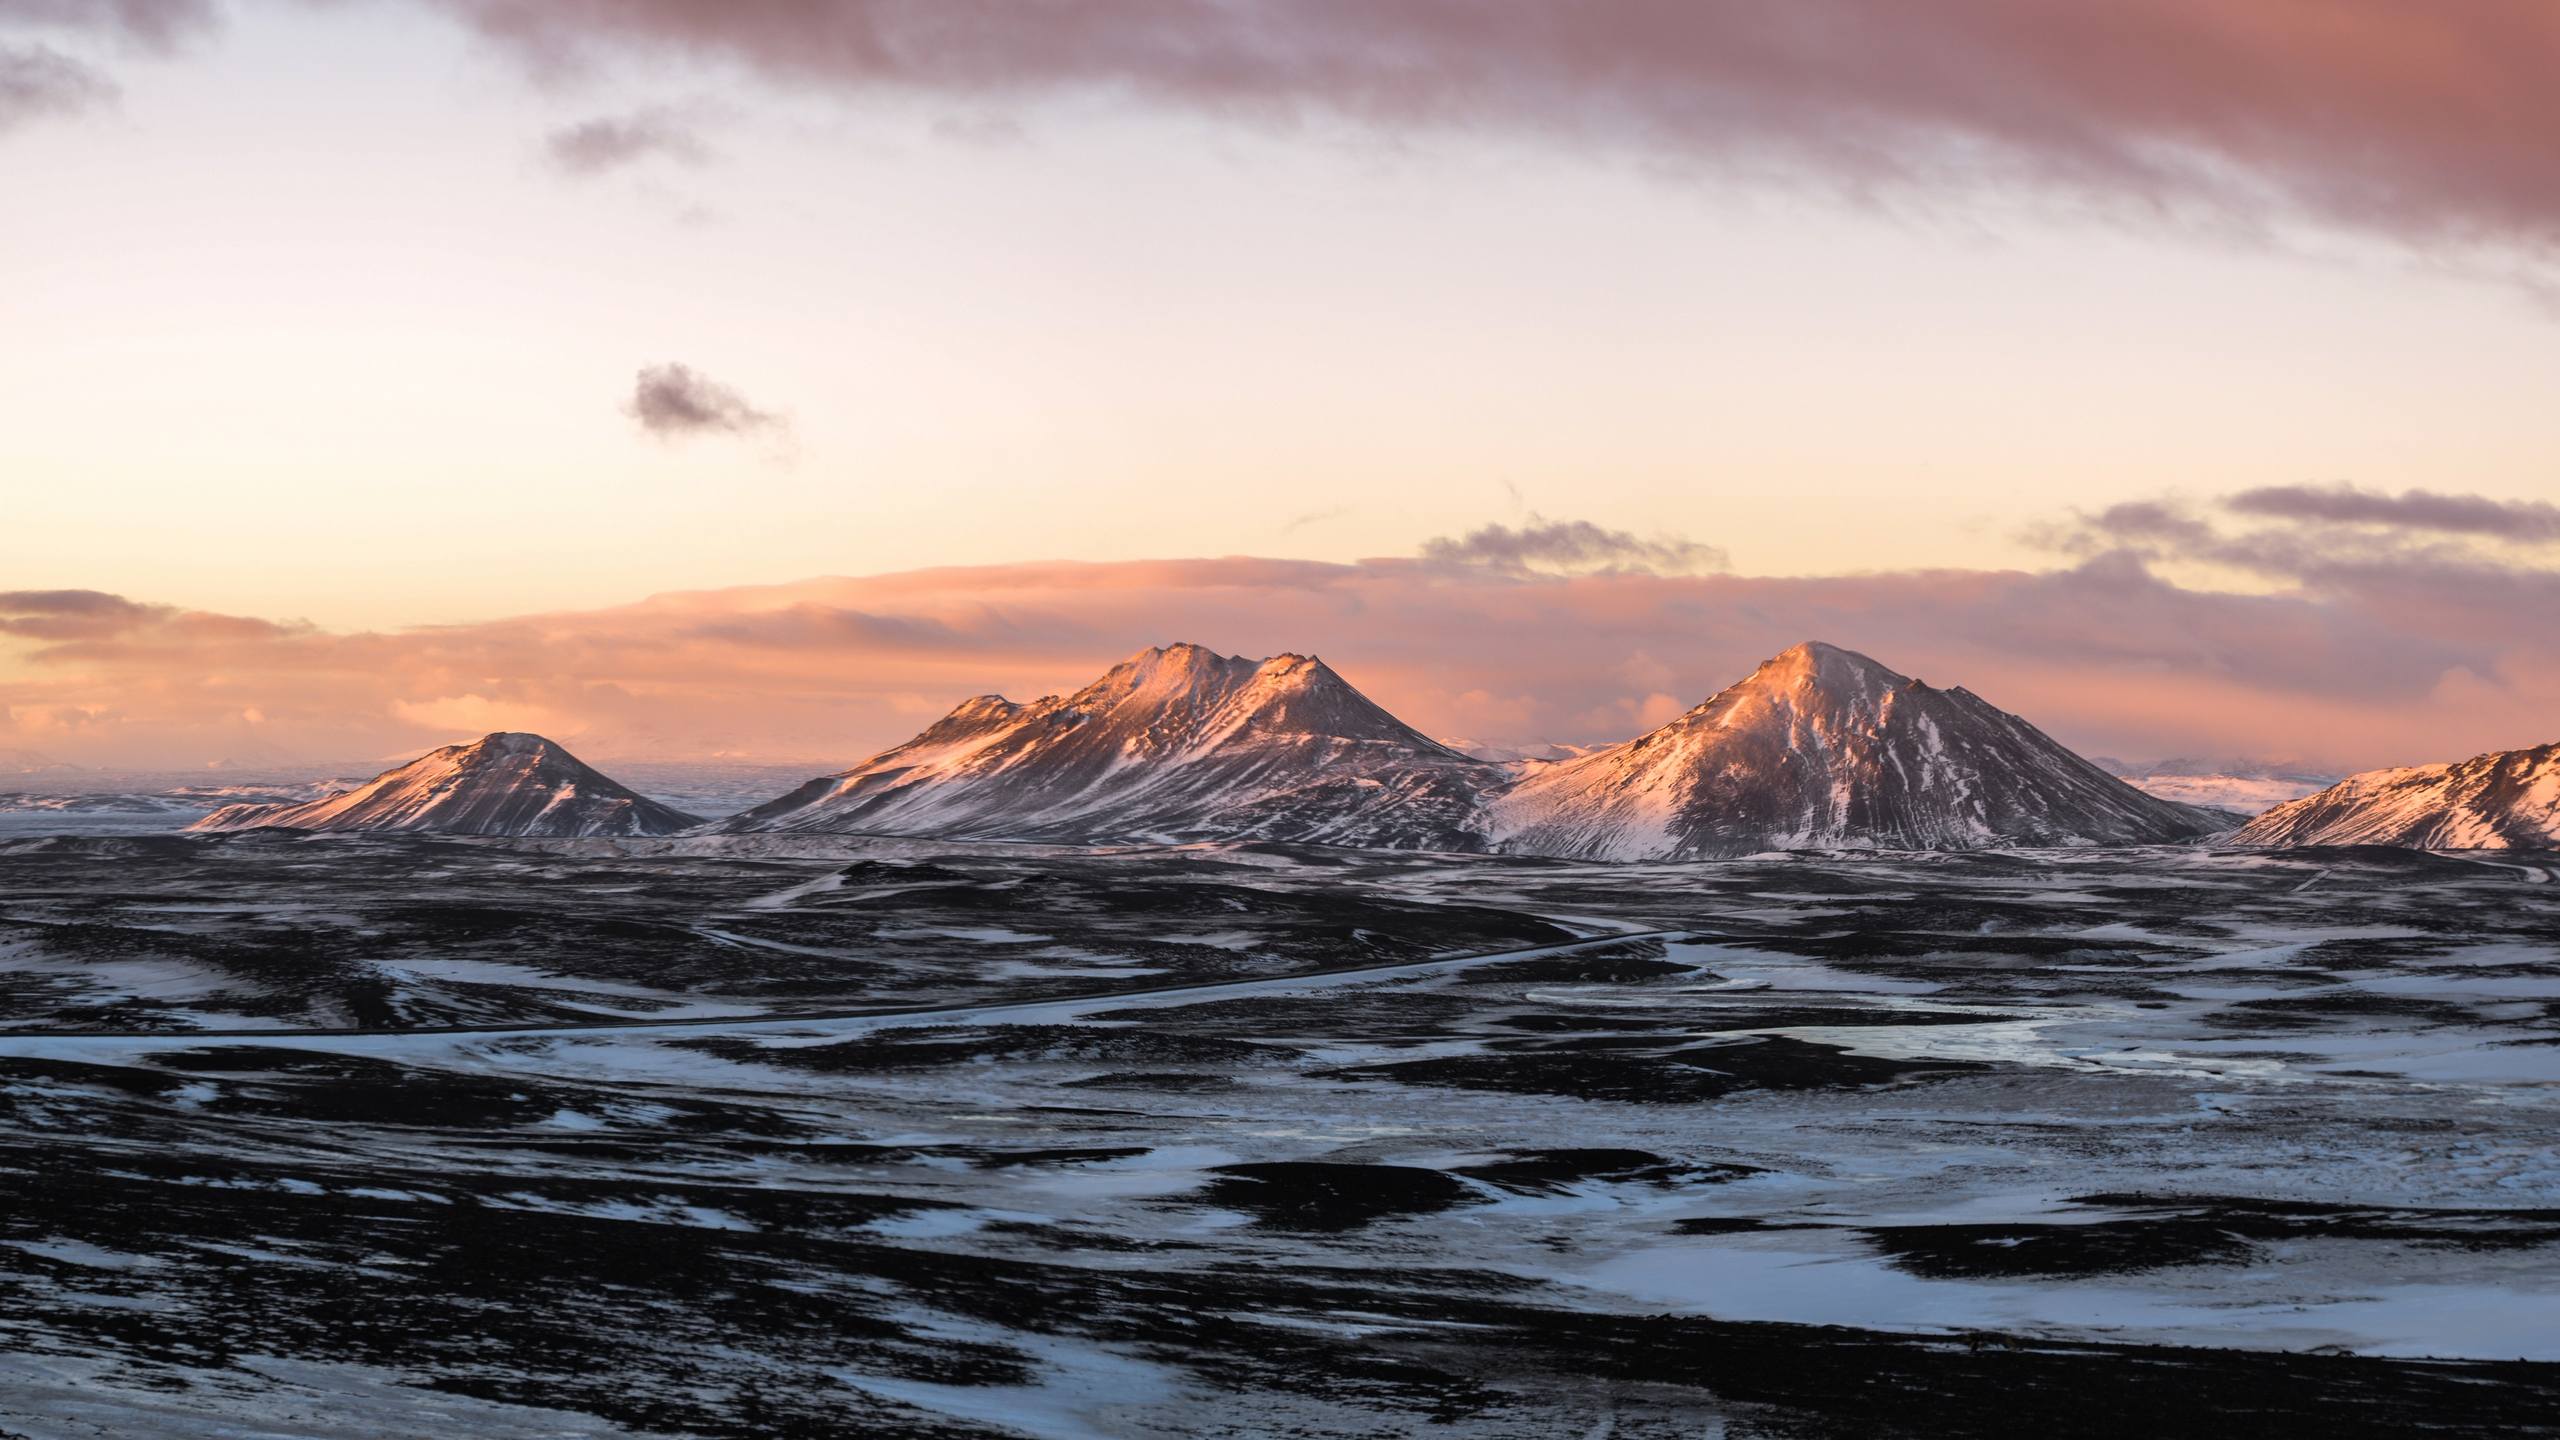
<box><xmin>2232</xmin><ymin>742</ymin><xmax>2560</xmax><ymax>850</ymax></box>
<box><xmin>191</xmin><ymin>733</ymin><xmax>702</xmax><ymax>838</ymax></box>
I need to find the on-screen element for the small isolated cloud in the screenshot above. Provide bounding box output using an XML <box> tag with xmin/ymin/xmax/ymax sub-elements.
<box><xmin>1418</xmin><ymin>514</ymin><xmax>1727</xmax><ymax>578</ymax></box>
<box><xmin>1280</xmin><ymin>505</ymin><xmax>1351</xmax><ymax>534</ymax></box>
<box><xmin>543</xmin><ymin>108</ymin><xmax>710</xmax><ymax>178</ymax></box>
<box><xmin>0</xmin><ymin>44</ymin><xmax>114</xmax><ymax>135</ymax></box>
<box><xmin>2226</xmin><ymin>484</ymin><xmax>2560</xmax><ymax>543</ymax></box>
<box><xmin>626</xmin><ymin>363</ymin><xmax>785</xmax><ymax>442</ymax></box>
<box><xmin>2028</xmin><ymin>498</ymin><xmax>2219</xmax><ymax>559</ymax></box>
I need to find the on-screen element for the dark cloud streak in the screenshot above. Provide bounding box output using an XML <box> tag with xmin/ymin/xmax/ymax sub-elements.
<box><xmin>1418</xmin><ymin>515</ymin><xmax>1726</xmax><ymax>578</ymax></box>
<box><xmin>0</xmin><ymin>42</ymin><xmax>112</xmax><ymax>133</ymax></box>
<box><xmin>423</xmin><ymin>1</ymin><xmax>2560</xmax><ymax>257</ymax></box>
<box><xmin>543</xmin><ymin>108</ymin><xmax>710</xmax><ymax>177</ymax></box>
<box><xmin>0</xmin><ymin>589</ymin><xmax>160</xmax><ymax>639</ymax></box>
<box><xmin>2227</xmin><ymin>484</ymin><xmax>2560</xmax><ymax>542</ymax></box>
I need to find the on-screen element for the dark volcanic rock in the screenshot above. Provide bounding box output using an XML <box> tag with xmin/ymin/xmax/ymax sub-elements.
<box><xmin>1197</xmin><ymin>1161</ymin><xmax>1477</xmax><ymax>1231</ymax></box>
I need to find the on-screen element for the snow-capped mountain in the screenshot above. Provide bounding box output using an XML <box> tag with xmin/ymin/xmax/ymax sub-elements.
<box><xmin>188</xmin><ymin>733</ymin><xmax>702</xmax><ymax>837</ymax></box>
<box><xmin>1480</xmin><ymin>642</ymin><xmax>2230</xmax><ymax>860</ymax></box>
<box><xmin>723</xmin><ymin>643</ymin><xmax>1501</xmax><ymax>847</ymax></box>
<box><xmin>0</xmin><ymin>748</ymin><xmax>81</xmax><ymax>775</ymax></box>
<box><xmin>2228</xmin><ymin>741</ymin><xmax>2560</xmax><ymax>850</ymax></box>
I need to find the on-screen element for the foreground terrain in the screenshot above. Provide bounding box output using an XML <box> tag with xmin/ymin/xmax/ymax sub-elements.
<box><xmin>1</xmin><ymin>835</ymin><xmax>2555</xmax><ymax>1436</ymax></box>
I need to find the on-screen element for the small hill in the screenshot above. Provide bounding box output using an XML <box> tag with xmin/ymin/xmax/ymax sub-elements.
<box><xmin>187</xmin><ymin>733</ymin><xmax>701</xmax><ymax>837</ymax></box>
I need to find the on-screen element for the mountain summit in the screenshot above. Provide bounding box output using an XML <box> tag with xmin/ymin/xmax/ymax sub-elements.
<box><xmin>1480</xmin><ymin>641</ymin><xmax>2227</xmax><ymax>859</ymax></box>
<box><xmin>723</xmin><ymin>642</ymin><xmax>1500</xmax><ymax>847</ymax></box>
<box><xmin>187</xmin><ymin>732</ymin><xmax>703</xmax><ymax>837</ymax></box>
<box><xmin>2229</xmin><ymin>741</ymin><xmax>2560</xmax><ymax>850</ymax></box>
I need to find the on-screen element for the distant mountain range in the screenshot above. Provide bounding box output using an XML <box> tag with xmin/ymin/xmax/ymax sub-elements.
<box><xmin>722</xmin><ymin>640</ymin><xmax>2224</xmax><ymax>857</ymax></box>
<box><xmin>0</xmin><ymin>748</ymin><xmax>82</xmax><ymax>776</ymax></box>
<box><xmin>1</xmin><ymin>780</ymin><xmax>351</xmax><ymax>818</ymax></box>
<box><xmin>2230</xmin><ymin>742</ymin><xmax>2560</xmax><ymax>850</ymax></box>
<box><xmin>190</xmin><ymin>733</ymin><xmax>701</xmax><ymax>837</ymax></box>
<box><xmin>2093</xmin><ymin>756</ymin><xmax>2343</xmax><ymax>814</ymax></box>
<box><xmin>161</xmin><ymin>641</ymin><xmax>2552</xmax><ymax>855</ymax></box>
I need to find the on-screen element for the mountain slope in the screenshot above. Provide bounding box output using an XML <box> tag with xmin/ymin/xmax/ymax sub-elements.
<box><xmin>1481</xmin><ymin>642</ymin><xmax>2228</xmax><ymax>860</ymax></box>
<box><xmin>2228</xmin><ymin>742</ymin><xmax>2560</xmax><ymax>850</ymax></box>
<box><xmin>187</xmin><ymin>733</ymin><xmax>702</xmax><ymax>837</ymax></box>
<box><xmin>724</xmin><ymin>643</ymin><xmax>1500</xmax><ymax>847</ymax></box>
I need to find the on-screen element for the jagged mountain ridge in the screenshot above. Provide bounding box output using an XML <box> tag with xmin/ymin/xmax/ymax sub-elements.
<box><xmin>188</xmin><ymin>733</ymin><xmax>703</xmax><ymax>837</ymax></box>
<box><xmin>722</xmin><ymin>644</ymin><xmax>1501</xmax><ymax>848</ymax></box>
<box><xmin>1479</xmin><ymin>643</ymin><xmax>2229</xmax><ymax>860</ymax></box>
<box><xmin>155</xmin><ymin>646</ymin><xmax>2248</xmax><ymax>853</ymax></box>
<box><xmin>2228</xmin><ymin>742</ymin><xmax>2560</xmax><ymax>850</ymax></box>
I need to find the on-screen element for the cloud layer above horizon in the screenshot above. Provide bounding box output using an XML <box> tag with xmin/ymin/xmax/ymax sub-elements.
<box><xmin>6</xmin><ymin>496</ymin><xmax>2553</xmax><ymax>775</ymax></box>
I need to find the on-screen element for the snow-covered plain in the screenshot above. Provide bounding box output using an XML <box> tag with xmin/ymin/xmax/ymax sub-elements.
<box><xmin>1</xmin><ymin>834</ymin><xmax>2555</xmax><ymax>1435</ymax></box>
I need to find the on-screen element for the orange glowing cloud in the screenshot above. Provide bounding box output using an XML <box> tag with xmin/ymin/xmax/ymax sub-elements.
<box><xmin>5</xmin><ymin>502</ymin><xmax>2555</xmax><ymax>773</ymax></box>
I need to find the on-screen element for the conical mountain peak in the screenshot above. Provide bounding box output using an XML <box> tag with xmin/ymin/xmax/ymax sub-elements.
<box><xmin>1103</xmin><ymin>641</ymin><xmax>1254</xmax><ymax>684</ymax></box>
<box><xmin>1485</xmin><ymin>643</ymin><xmax>2221</xmax><ymax>859</ymax></box>
<box><xmin>1250</xmin><ymin>652</ymin><xmax>1335</xmax><ymax>684</ymax></box>
<box><xmin>459</xmin><ymin>731</ymin><xmax>560</xmax><ymax>757</ymax></box>
<box><xmin>190</xmin><ymin>731</ymin><xmax>700</xmax><ymax>837</ymax></box>
<box><xmin>937</xmin><ymin>695</ymin><xmax>1024</xmax><ymax>727</ymax></box>
<box><xmin>1745</xmin><ymin>641</ymin><xmax>1909</xmax><ymax>698</ymax></box>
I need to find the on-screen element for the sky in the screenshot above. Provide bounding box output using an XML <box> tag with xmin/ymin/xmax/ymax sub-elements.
<box><xmin>3</xmin><ymin>1</ymin><xmax>2557</xmax><ymax>772</ymax></box>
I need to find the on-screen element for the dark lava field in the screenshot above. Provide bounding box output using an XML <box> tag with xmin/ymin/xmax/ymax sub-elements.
<box><xmin>2</xmin><ymin>833</ymin><xmax>2557</xmax><ymax>1436</ymax></box>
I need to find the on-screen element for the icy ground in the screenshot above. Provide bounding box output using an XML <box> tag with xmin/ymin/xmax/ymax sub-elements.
<box><xmin>0</xmin><ymin>835</ymin><xmax>2555</xmax><ymax>1436</ymax></box>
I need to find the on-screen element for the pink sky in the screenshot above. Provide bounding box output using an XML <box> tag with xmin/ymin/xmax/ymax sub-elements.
<box><xmin>3</xmin><ymin>4</ymin><xmax>2554</xmax><ymax>772</ymax></box>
